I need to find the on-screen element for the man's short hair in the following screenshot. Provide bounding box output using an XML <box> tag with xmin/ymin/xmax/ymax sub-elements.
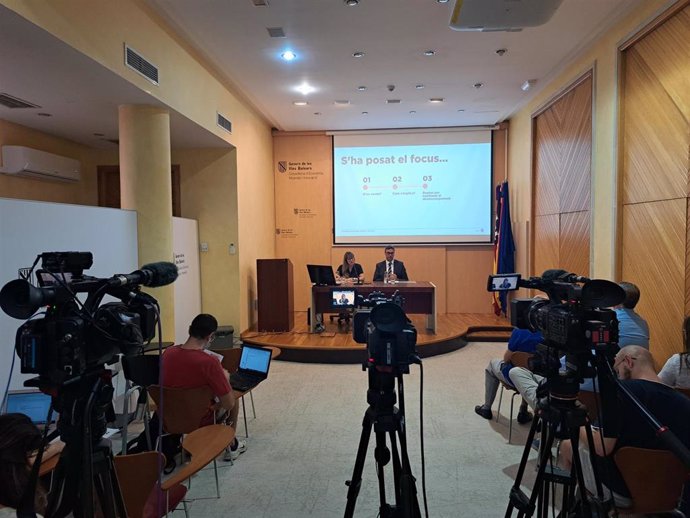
<box><xmin>618</xmin><ymin>282</ymin><xmax>641</xmax><ymax>309</ymax></box>
<box><xmin>617</xmin><ymin>344</ymin><xmax>654</xmax><ymax>368</ymax></box>
<box><xmin>385</xmin><ymin>245</ymin><xmax>395</xmax><ymax>252</ymax></box>
<box><xmin>189</xmin><ymin>313</ymin><xmax>218</xmax><ymax>339</ymax></box>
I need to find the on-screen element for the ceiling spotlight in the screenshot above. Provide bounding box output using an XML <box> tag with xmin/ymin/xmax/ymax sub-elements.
<box><xmin>295</xmin><ymin>82</ymin><xmax>316</xmax><ymax>95</ymax></box>
<box><xmin>473</xmin><ymin>82</ymin><xmax>484</xmax><ymax>89</ymax></box>
<box><xmin>437</xmin><ymin>0</ymin><xmax>450</xmax><ymax>3</ymax></box>
<box><xmin>409</xmin><ymin>110</ymin><xmax>416</xmax><ymax>114</ymax></box>
<box><xmin>37</xmin><ymin>112</ymin><xmax>52</xmax><ymax>117</ymax></box>
<box><xmin>521</xmin><ymin>79</ymin><xmax>538</xmax><ymax>91</ymax></box>
<box><xmin>357</xmin><ymin>86</ymin><xmax>367</xmax><ymax>91</ymax></box>
<box><xmin>313</xmin><ymin>112</ymin><xmax>321</xmax><ymax>115</ymax></box>
<box><xmin>334</xmin><ymin>100</ymin><xmax>351</xmax><ymax>105</ymax></box>
<box><xmin>361</xmin><ymin>111</ymin><xmax>368</xmax><ymax>115</ymax></box>
<box><xmin>352</xmin><ymin>51</ymin><xmax>365</xmax><ymax>58</ymax></box>
<box><xmin>429</xmin><ymin>98</ymin><xmax>444</xmax><ymax>103</ymax></box>
<box><xmin>280</xmin><ymin>50</ymin><xmax>297</xmax><ymax>61</ymax></box>
<box><xmin>344</xmin><ymin>0</ymin><xmax>359</xmax><ymax>5</ymax></box>
<box><xmin>495</xmin><ymin>48</ymin><xmax>507</xmax><ymax>56</ymax></box>
<box><xmin>423</xmin><ymin>50</ymin><xmax>436</xmax><ymax>56</ymax></box>
<box><xmin>457</xmin><ymin>109</ymin><xmax>465</xmax><ymax>112</ymax></box>
<box><xmin>415</xmin><ymin>84</ymin><xmax>425</xmax><ymax>90</ymax></box>
<box><xmin>292</xmin><ymin>100</ymin><xmax>308</xmax><ymax>106</ymax></box>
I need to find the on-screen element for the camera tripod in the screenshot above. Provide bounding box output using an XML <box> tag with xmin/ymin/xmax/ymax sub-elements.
<box><xmin>344</xmin><ymin>366</ymin><xmax>421</xmax><ymax>518</ymax></box>
<box><xmin>43</xmin><ymin>371</ymin><xmax>127</xmax><ymax>518</ymax></box>
<box><xmin>505</xmin><ymin>379</ymin><xmax>612</xmax><ymax>518</ymax></box>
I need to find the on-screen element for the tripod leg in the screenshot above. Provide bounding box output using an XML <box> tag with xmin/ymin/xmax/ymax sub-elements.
<box><xmin>505</xmin><ymin>415</ymin><xmax>542</xmax><ymax>518</ymax></box>
<box><xmin>344</xmin><ymin>411</ymin><xmax>375</xmax><ymax>518</ymax></box>
<box><xmin>388</xmin><ymin>429</ymin><xmax>402</xmax><ymax>506</ymax></box>
<box><xmin>373</xmin><ymin>429</ymin><xmax>393</xmax><ymax>516</ymax></box>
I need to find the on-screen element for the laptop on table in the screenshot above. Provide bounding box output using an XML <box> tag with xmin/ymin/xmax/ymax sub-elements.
<box><xmin>229</xmin><ymin>345</ymin><xmax>273</xmax><ymax>393</ymax></box>
<box><xmin>3</xmin><ymin>389</ymin><xmax>57</xmax><ymax>426</ymax></box>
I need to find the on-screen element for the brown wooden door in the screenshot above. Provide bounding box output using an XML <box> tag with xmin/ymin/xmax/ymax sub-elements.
<box><xmin>97</xmin><ymin>165</ymin><xmax>181</xmax><ymax>217</ymax></box>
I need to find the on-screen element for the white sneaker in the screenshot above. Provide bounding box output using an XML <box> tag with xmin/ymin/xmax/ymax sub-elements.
<box><xmin>223</xmin><ymin>439</ymin><xmax>247</xmax><ymax>461</ymax></box>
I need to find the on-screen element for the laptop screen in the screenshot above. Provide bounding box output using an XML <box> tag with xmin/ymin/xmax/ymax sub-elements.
<box><xmin>239</xmin><ymin>346</ymin><xmax>272</xmax><ymax>375</ymax></box>
<box><xmin>4</xmin><ymin>390</ymin><xmax>55</xmax><ymax>424</ymax></box>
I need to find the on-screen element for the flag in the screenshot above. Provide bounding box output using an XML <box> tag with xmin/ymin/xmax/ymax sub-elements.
<box><xmin>492</xmin><ymin>181</ymin><xmax>515</xmax><ymax>316</ymax></box>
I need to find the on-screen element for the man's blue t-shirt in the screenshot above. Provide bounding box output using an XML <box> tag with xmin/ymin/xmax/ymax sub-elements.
<box><xmin>615</xmin><ymin>307</ymin><xmax>650</xmax><ymax>348</ymax></box>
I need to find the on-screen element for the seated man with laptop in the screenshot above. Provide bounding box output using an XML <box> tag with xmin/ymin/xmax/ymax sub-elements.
<box><xmin>162</xmin><ymin>313</ymin><xmax>247</xmax><ymax>461</ymax></box>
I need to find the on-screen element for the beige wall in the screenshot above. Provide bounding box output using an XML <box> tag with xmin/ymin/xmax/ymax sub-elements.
<box><xmin>1</xmin><ymin>1</ymin><xmax>275</xmax><ymax>333</ymax></box>
<box><xmin>0</xmin><ymin>118</ymin><xmax>116</xmax><ymax>204</ymax></box>
<box><xmin>507</xmin><ymin>0</ymin><xmax>675</xmax><ymax>281</ymax></box>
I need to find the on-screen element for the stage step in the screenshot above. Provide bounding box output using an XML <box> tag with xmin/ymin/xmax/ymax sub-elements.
<box><xmin>466</xmin><ymin>329</ymin><xmax>512</xmax><ymax>342</ymax></box>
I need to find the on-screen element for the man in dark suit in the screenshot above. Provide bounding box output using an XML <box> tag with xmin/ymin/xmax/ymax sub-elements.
<box><xmin>373</xmin><ymin>245</ymin><xmax>409</xmax><ymax>281</ymax></box>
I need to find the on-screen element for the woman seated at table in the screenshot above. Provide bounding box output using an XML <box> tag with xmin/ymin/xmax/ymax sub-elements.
<box><xmin>335</xmin><ymin>251</ymin><xmax>364</xmax><ymax>283</ymax></box>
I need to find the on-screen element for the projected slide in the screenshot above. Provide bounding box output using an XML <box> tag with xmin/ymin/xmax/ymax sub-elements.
<box><xmin>333</xmin><ymin>131</ymin><xmax>493</xmax><ymax>244</ymax></box>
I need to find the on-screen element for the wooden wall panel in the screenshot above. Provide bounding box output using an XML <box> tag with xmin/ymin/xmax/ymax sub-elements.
<box><xmin>621</xmin><ymin>200</ymin><xmax>685</xmax><ymax>364</ymax></box>
<box><xmin>533</xmin><ymin>214</ymin><xmax>559</xmax><ymax>277</ymax></box>
<box><xmin>623</xmin><ymin>48</ymin><xmax>689</xmax><ymax>204</ymax></box>
<box><xmin>559</xmin><ymin>211</ymin><xmax>590</xmax><ymax>278</ymax></box>
<box><xmin>446</xmin><ymin>247</ymin><xmax>496</xmax><ymax>313</ymax></box>
<box><xmin>533</xmin><ymin>112</ymin><xmax>560</xmax><ymax>216</ymax></box>
<box><xmin>621</xmin><ymin>5</ymin><xmax>690</xmax><ymax>367</ymax></box>
<box><xmin>532</xmin><ymin>74</ymin><xmax>592</xmax><ymax>277</ymax></box>
<box><xmin>559</xmin><ymin>79</ymin><xmax>592</xmax><ymax>213</ymax></box>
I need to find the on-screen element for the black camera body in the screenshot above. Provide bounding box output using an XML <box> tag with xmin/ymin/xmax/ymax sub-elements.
<box><xmin>1</xmin><ymin>252</ymin><xmax>159</xmax><ymax>387</ymax></box>
<box><xmin>352</xmin><ymin>291</ymin><xmax>417</xmax><ymax>373</ymax></box>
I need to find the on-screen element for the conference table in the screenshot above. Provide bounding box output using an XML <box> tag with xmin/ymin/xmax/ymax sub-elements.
<box><xmin>310</xmin><ymin>281</ymin><xmax>436</xmax><ymax>333</ymax></box>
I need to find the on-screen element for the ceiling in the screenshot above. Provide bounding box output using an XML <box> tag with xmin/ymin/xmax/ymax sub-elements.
<box><xmin>0</xmin><ymin>1</ymin><xmax>641</xmax><ymax>150</ymax></box>
<box><xmin>147</xmin><ymin>0</ymin><xmax>641</xmax><ymax>131</ymax></box>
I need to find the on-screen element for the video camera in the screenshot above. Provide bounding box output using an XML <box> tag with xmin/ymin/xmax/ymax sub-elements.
<box><xmin>352</xmin><ymin>291</ymin><xmax>417</xmax><ymax>373</ymax></box>
<box><xmin>489</xmin><ymin>269</ymin><xmax>624</xmax><ymax>354</ymax></box>
<box><xmin>0</xmin><ymin>251</ymin><xmax>178</xmax><ymax>387</ymax></box>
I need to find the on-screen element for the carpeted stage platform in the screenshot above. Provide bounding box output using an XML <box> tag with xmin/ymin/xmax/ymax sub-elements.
<box><xmin>241</xmin><ymin>312</ymin><xmax>511</xmax><ymax>363</ymax></box>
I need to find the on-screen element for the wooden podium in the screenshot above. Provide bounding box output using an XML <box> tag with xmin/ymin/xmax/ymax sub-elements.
<box><xmin>257</xmin><ymin>258</ymin><xmax>294</xmax><ymax>332</ymax></box>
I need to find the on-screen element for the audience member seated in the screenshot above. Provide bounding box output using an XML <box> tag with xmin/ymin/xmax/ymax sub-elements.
<box><xmin>161</xmin><ymin>313</ymin><xmax>247</xmax><ymax>462</ymax></box>
<box><xmin>373</xmin><ymin>245</ymin><xmax>408</xmax><ymax>282</ymax></box>
<box><xmin>659</xmin><ymin>315</ymin><xmax>690</xmax><ymax>389</ymax></box>
<box><xmin>474</xmin><ymin>329</ymin><xmax>543</xmax><ymax>423</ymax></box>
<box><xmin>0</xmin><ymin>414</ymin><xmax>47</xmax><ymax>518</ymax></box>
<box><xmin>510</xmin><ymin>281</ymin><xmax>650</xmax><ymax>409</ymax></box>
<box><xmin>614</xmin><ymin>282</ymin><xmax>650</xmax><ymax>348</ymax></box>
<box><xmin>558</xmin><ymin>346</ymin><xmax>690</xmax><ymax>509</ymax></box>
<box><xmin>336</xmin><ymin>251</ymin><xmax>364</xmax><ymax>283</ymax></box>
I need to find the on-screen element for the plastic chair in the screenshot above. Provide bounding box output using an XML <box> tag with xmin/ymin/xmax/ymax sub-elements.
<box><xmin>577</xmin><ymin>390</ymin><xmax>601</xmax><ymax>423</ymax></box>
<box><xmin>496</xmin><ymin>351</ymin><xmax>533</xmax><ymax>444</ymax></box>
<box><xmin>160</xmin><ymin>425</ymin><xmax>235</xmax><ymax>516</ymax></box>
<box><xmin>113</xmin><ymin>451</ymin><xmax>188</xmax><ymax>518</ymax></box>
<box><xmin>614</xmin><ymin>446</ymin><xmax>689</xmax><ymax>515</ymax></box>
<box><xmin>147</xmin><ymin>385</ymin><xmax>225</xmax><ymax>497</ymax></box>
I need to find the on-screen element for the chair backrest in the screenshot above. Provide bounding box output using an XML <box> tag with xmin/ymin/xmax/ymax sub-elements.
<box><xmin>148</xmin><ymin>384</ymin><xmax>215</xmax><ymax>434</ymax></box>
<box><xmin>122</xmin><ymin>355</ymin><xmax>160</xmax><ymax>387</ymax></box>
<box><xmin>510</xmin><ymin>351</ymin><xmax>533</xmax><ymax>369</ymax></box>
<box><xmin>577</xmin><ymin>390</ymin><xmax>601</xmax><ymax>422</ymax></box>
<box><xmin>676</xmin><ymin>386</ymin><xmax>690</xmax><ymax>400</ymax></box>
<box><xmin>114</xmin><ymin>451</ymin><xmax>162</xmax><ymax>518</ymax></box>
<box><xmin>214</xmin><ymin>347</ymin><xmax>242</xmax><ymax>373</ymax></box>
<box><xmin>614</xmin><ymin>446</ymin><xmax>689</xmax><ymax>514</ymax></box>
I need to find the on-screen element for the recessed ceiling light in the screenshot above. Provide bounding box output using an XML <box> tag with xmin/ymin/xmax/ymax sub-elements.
<box><xmin>344</xmin><ymin>0</ymin><xmax>359</xmax><ymax>5</ymax></box>
<box><xmin>313</xmin><ymin>112</ymin><xmax>321</xmax><ymax>115</ymax></box>
<box><xmin>473</xmin><ymin>82</ymin><xmax>484</xmax><ymax>89</ymax></box>
<box><xmin>423</xmin><ymin>50</ymin><xmax>436</xmax><ymax>56</ymax></box>
<box><xmin>429</xmin><ymin>98</ymin><xmax>444</xmax><ymax>103</ymax></box>
<box><xmin>37</xmin><ymin>112</ymin><xmax>52</xmax><ymax>117</ymax></box>
<box><xmin>437</xmin><ymin>0</ymin><xmax>449</xmax><ymax>3</ymax></box>
<box><xmin>357</xmin><ymin>86</ymin><xmax>367</xmax><ymax>91</ymax></box>
<box><xmin>295</xmin><ymin>82</ymin><xmax>316</xmax><ymax>95</ymax></box>
<box><xmin>334</xmin><ymin>100</ymin><xmax>350</xmax><ymax>105</ymax></box>
<box><xmin>521</xmin><ymin>79</ymin><xmax>537</xmax><ymax>91</ymax></box>
<box><xmin>353</xmin><ymin>51</ymin><xmax>365</xmax><ymax>58</ymax></box>
<box><xmin>361</xmin><ymin>111</ymin><xmax>368</xmax><ymax>115</ymax></box>
<box><xmin>415</xmin><ymin>84</ymin><xmax>425</xmax><ymax>90</ymax></box>
<box><xmin>457</xmin><ymin>109</ymin><xmax>465</xmax><ymax>112</ymax></box>
<box><xmin>293</xmin><ymin>100</ymin><xmax>308</xmax><ymax>106</ymax></box>
<box><xmin>281</xmin><ymin>50</ymin><xmax>297</xmax><ymax>61</ymax></box>
<box><xmin>409</xmin><ymin>110</ymin><xmax>416</xmax><ymax>114</ymax></box>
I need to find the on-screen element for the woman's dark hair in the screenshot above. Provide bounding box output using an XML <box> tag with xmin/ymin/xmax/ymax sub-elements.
<box><xmin>341</xmin><ymin>251</ymin><xmax>355</xmax><ymax>278</ymax></box>
<box><xmin>0</xmin><ymin>413</ymin><xmax>46</xmax><ymax>511</ymax></box>
<box><xmin>188</xmin><ymin>313</ymin><xmax>218</xmax><ymax>340</ymax></box>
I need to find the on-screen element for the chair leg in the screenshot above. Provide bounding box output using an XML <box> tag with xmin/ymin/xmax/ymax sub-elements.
<box><xmin>496</xmin><ymin>385</ymin><xmax>504</xmax><ymax>423</ymax></box>
<box><xmin>213</xmin><ymin>458</ymin><xmax>220</xmax><ymax>498</ymax></box>
<box><xmin>249</xmin><ymin>390</ymin><xmax>256</xmax><ymax>419</ymax></box>
<box><xmin>182</xmin><ymin>499</ymin><xmax>189</xmax><ymax>517</ymax></box>
<box><xmin>508</xmin><ymin>391</ymin><xmax>519</xmax><ymax>444</ymax></box>
<box><xmin>241</xmin><ymin>396</ymin><xmax>249</xmax><ymax>438</ymax></box>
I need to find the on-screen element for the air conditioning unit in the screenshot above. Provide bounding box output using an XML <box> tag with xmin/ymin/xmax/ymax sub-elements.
<box><xmin>0</xmin><ymin>145</ymin><xmax>80</xmax><ymax>182</ymax></box>
<box><xmin>450</xmin><ymin>0</ymin><xmax>564</xmax><ymax>32</ymax></box>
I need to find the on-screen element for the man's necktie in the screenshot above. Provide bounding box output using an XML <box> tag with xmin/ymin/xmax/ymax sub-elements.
<box><xmin>387</xmin><ymin>262</ymin><xmax>392</xmax><ymax>276</ymax></box>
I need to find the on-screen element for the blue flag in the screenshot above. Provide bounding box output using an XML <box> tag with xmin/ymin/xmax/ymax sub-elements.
<box><xmin>492</xmin><ymin>181</ymin><xmax>515</xmax><ymax>315</ymax></box>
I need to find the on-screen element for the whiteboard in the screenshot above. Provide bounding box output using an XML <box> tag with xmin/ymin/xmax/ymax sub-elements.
<box><xmin>172</xmin><ymin>217</ymin><xmax>201</xmax><ymax>343</ymax></box>
<box><xmin>0</xmin><ymin>198</ymin><xmax>139</xmax><ymax>393</ymax></box>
